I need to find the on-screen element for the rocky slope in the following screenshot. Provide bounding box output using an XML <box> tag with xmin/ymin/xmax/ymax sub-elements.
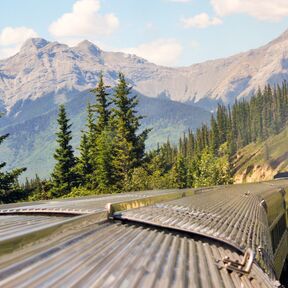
<box><xmin>233</xmin><ymin>126</ymin><xmax>288</xmax><ymax>183</ymax></box>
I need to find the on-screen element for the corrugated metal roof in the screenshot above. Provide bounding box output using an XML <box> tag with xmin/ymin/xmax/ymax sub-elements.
<box><xmin>0</xmin><ymin>189</ymin><xmax>193</xmax><ymax>215</ymax></box>
<box><xmin>114</xmin><ymin>186</ymin><xmax>276</xmax><ymax>278</ymax></box>
<box><xmin>0</xmin><ymin>222</ymin><xmax>279</xmax><ymax>288</ymax></box>
<box><xmin>0</xmin><ymin>215</ymin><xmax>69</xmax><ymax>241</ymax></box>
<box><xmin>0</xmin><ymin>182</ymin><xmax>287</xmax><ymax>287</ymax></box>
<box><xmin>0</xmin><ymin>189</ymin><xmax>198</xmax><ymax>259</ymax></box>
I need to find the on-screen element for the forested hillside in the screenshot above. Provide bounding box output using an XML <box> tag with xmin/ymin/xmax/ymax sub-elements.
<box><xmin>3</xmin><ymin>75</ymin><xmax>288</xmax><ymax>203</ymax></box>
<box><xmin>140</xmin><ymin>81</ymin><xmax>288</xmax><ymax>189</ymax></box>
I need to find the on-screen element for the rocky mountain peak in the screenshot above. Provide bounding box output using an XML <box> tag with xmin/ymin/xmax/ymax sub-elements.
<box><xmin>265</xmin><ymin>29</ymin><xmax>288</xmax><ymax>47</ymax></box>
<box><xmin>277</xmin><ymin>29</ymin><xmax>288</xmax><ymax>40</ymax></box>
<box><xmin>20</xmin><ymin>38</ymin><xmax>50</xmax><ymax>51</ymax></box>
<box><xmin>75</xmin><ymin>40</ymin><xmax>102</xmax><ymax>56</ymax></box>
<box><xmin>1</xmin><ymin>29</ymin><xmax>288</xmax><ymax>113</ymax></box>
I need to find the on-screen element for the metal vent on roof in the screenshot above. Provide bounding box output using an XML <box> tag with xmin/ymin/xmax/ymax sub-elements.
<box><xmin>218</xmin><ymin>248</ymin><xmax>254</xmax><ymax>275</ymax></box>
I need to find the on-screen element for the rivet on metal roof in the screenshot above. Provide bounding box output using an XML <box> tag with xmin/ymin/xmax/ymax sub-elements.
<box><xmin>244</xmin><ymin>191</ymin><xmax>251</xmax><ymax>196</ymax></box>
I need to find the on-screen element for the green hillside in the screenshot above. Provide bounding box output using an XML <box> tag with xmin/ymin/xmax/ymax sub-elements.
<box><xmin>233</xmin><ymin>126</ymin><xmax>288</xmax><ymax>183</ymax></box>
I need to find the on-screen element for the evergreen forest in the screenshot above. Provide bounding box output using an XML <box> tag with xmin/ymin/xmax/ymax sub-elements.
<box><xmin>2</xmin><ymin>75</ymin><xmax>288</xmax><ymax>203</ymax></box>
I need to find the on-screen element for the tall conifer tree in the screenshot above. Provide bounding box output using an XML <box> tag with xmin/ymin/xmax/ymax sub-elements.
<box><xmin>95</xmin><ymin>128</ymin><xmax>115</xmax><ymax>192</ymax></box>
<box><xmin>76</xmin><ymin>132</ymin><xmax>93</xmax><ymax>187</ymax></box>
<box><xmin>76</xmin><ymin>103</ymin><xmax>96</xmax><ymax>188</ymax></box>
<box><xmin>111</xmin><ymin>73</ymin><xmax>149</xmax><ymax>190</ymax></box>
<box><xmin>91</xmin><ymin>73</ymin><xmax>111</xmax><ymax>134</ymax></box>
<box><xmin>51</xmin><ymin>105</ymin><xmax>76</xmax><ymax>197</ymax></box>
<box><xmin>91</xmin><ymin>74</ymin><xmax>114</xmax><ymax>191</ymax></box>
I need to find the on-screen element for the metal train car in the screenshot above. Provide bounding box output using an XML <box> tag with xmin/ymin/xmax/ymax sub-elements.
<box><xmin>256</xmin><ymin>183</ymin><xmax>287</xmax><ymax>280</ymax></box>
<box><xmin>0</xmin><ymin>181</ymin><xmax>287</xmax><ymax>287</ymax></box>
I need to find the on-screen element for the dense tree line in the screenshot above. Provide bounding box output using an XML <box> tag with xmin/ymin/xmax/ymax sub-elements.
<box><xmin>9</xmin><ymin>78</ymin><xmax>288</xmax><ymax>201</ymax></box>
<box><xmin>145</xmin><ymin>81</ymin><xmax>288</xmax><ymax>190</ymax></box>
<box><xmin>191</xmin><ymin>81</ymin><xmax>288</xmax><ymax>158</ymax></box>
<box><xmin>49</xmin><ymin>73</ymin><xmax>235</xmax><ymax>195</ymax></box>
<box><xmin>49</xmin><ymin>73</ymin><xmax>149</xmax><ymax>197</ymax></box>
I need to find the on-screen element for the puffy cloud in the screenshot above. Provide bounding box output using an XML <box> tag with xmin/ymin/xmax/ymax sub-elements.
<box><xmin>122</xmin><ymin>39</ymin><xmax>183</xmax><ymax>66</ymax></box>
<box><xmin>0</xmin><ymin>26</ymin><xmax>38</xmax><ymax>46</ymax></box>
<box><xmin>211</xmin><ymin>0</ymin><xmax>288</xmax><ymax>21</ymax></box>
<box><xmin>181</xmin><ymin>13</ymin><xmax>222</xmax><ymax>28</ymax></box>
<box><xmin>0</xmin><ymin>26</ymin><xmax>38</xmax><ymax>59</ymax></box>
<box><xmin>49</xmin><ymin>0</ymin><xmax>119</xmax><ymax>38</ymax></box>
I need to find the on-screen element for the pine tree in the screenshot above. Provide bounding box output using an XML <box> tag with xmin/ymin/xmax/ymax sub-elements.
<box><xmin>111</xmin><ymin>73</ymin><xmax>150</xmax><ymax>190</ymax></box>
<box><xmin>91</xmin><ymin>73</ymin><xmax>111</xmax><ymax>134</ymax></box>
<box><xmin>210</xmin><ymin>114</ymin><xmax>219</xmax><ymax>155</ymax></box>
<box><xmin>51</xmin><ymin>105</ymin><xmax>76</xmax><ymax>197</ymax></box>
<box><xmin>0</xmin><ymin>124</ymin><xmax>26</xmax><ymax>203</ymax></box>
<box><xmin>86</xmin><ymin>102</ymin><xmax>96</xmax><ymax>145</ymax></box>
<box><xmin>90</xmin><ymin>74</ymin><xmax>115</xmax><ymax>191</ymax></box>
<box><xmin>95</xmin><ymin>128</ymin><xmax>114</xmax><ymax>193</ymax></box>
<box><xmin>76</xmin><ymin>132</ymin><xmax>93</xmax><ymax>187</ymax></box>
<box><xmin>75</xmin><ymin>103</ymin><xmax>96</xmax><ymax>188</ymax></box>
<box><xmin>187</xmin><ymin>129</ymin><xmax>195</xmax><ymax>160</ymax></box>
<box><xmin>175</xmin><ymin>155</ymin><xmax>187</xmax><ymax>189</ymax></box>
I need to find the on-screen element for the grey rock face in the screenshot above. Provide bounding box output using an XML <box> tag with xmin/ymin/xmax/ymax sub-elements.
<box><xmin>1</xmin><ymin>30</ymin><xmax>288</xmax><ymax>113</ymax></box>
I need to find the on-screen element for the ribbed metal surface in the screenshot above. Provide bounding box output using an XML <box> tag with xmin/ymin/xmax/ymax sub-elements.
<box><xmin>0</xmin><ymin>215</ymin><xmax>68</xmax><ymax>241</ymax></box>
<box><xmin>115</xmin><ymin>187</ymin><xmax>275</xmax><ymax>277</ymax></box>
<box><xmin>0</xmin><ymin>189</ymin><xmax>196</xmax><ymax>256</ymax></box>
<box><xmin>0</xmin><ymin>183</ymin><xmax>286</xmax><ymax>287</ymax></box>
<box><xmin>0</xmin><ymin>222</ymin><xmax>278</xmax><ymax>288</ymax></box>
<box><xmin>0</xmin><ymin>189</ymin><xmax>191</xmax><ymax>215</ymax></box>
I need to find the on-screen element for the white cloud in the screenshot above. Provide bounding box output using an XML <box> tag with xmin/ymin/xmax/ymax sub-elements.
<box><xmin>211</xmin><ymin>0</ymin><xmax>288</xmax><ymax>21</ymax></box>
<box><xmin>181</xmin><ymin>13</ymin><xmax>222</xmax><ymax>28</ymax></box>
<box><xmin>0</xmin><ymin>47</ymin><xmax>19</xmax><ymax>59</ymax></box>
<box><xmin>0</xmin><ymin>26</ymin><xmax>38</xmax><ymax>59</ymax></box>
<box><xmin>0</xmin><ymin>26</ymin><xmax>38</xmax><ymax>46</ymax></box>
<box><xmin>122</xmin><ymin>39</ymin><xmax>183</xmax><ymax>66</ymax></box>
<box><xmin>49</xmin><ymin>0</ymin><xmax>119</xmax><ymax>38</ymax></box>
<box><xmin>168</xmin><ymin>0</ymin><xmax>192</xmax><ymax>2</ymax></box>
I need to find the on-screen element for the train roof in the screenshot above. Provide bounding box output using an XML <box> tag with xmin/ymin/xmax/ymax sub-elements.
<box><xmin>0</xmin><ymin>181</ymin><xmax>287</xmax><ymax>287</ymax></box>
<box><xmin>113</xmin><ymin>185</ymin><xmax>276</xmax><ymax>277</ymax></box>
<box><xmin>0</xmin><ymin>222</ymin><xmax>278</xmax><ymax>288</ymax></box>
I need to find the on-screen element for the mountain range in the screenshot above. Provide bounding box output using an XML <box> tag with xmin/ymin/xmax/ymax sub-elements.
<box><xmin>2</xmin><ymin>30</ymin><xmax>288</xmax><ymax>114</ymax></box>
<box><xmin>1</xmin><ymin>29</ymin><xmax>288</xmax><ymax>178</ymax></box>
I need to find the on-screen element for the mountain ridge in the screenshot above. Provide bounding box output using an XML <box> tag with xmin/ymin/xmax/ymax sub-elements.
<box><xmin>1</xmin><ymin>29</ymin><xmax>288</xmax><ymax>115</ymax></box>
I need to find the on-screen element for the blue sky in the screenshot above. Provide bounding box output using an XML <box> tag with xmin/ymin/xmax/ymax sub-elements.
<box><xmin>1</xmin><ymin>0</ymin><xmax>288</xmax><ymax>66</ymax></box>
